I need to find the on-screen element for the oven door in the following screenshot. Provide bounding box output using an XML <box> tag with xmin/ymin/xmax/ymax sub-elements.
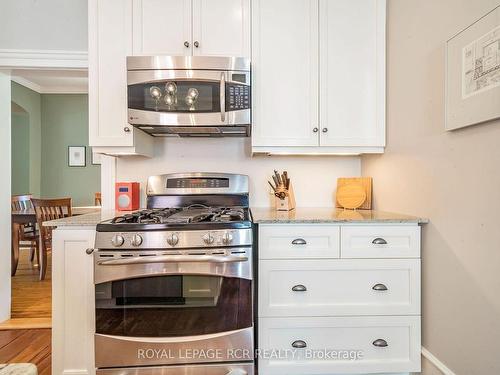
<box><xmin>94</xmin><ymin>249</ymin><xmax>253</xmax><ymax>368</ymax></box>
<box><xmin>97</xmin><ymin>363</ymin><xmax>254</xmax><ymax>375</ymax></box>
<box><xmin>127</xmin><ymin>70</ymin><xmax>251</xmax><ymax>128</ymax></box>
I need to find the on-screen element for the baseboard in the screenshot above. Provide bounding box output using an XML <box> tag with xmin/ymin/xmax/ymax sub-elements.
<box><xmin>0</xmin><ymin>317</ymin><xmax>51</xmax><ymax>330</ymax></box>
<box><xmin>421</xmin><ymin>347</ymin><xmax>457</xmax><ymax>375</ymax></box>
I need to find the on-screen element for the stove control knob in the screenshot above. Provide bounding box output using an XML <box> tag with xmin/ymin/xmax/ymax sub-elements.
<box><xmin>111</xmin><ymin>234</ymin><xmax>125</xmax><ymax>247</ymax></box>
<box><xmin>222</xmin><ymin>232</ymin><xmax>233</xmax><ymax>245</ymax></box>
<box><xmin>167</xmin><ymin>233</ymin><xmax>179</xmax><ymax>247</ymax></box>
<box><xmin>131</xmin><ymin>234</ymin><xmax>143</xmax><ymax>247</ymax></box>
<box><xmin>202</xmin><ymin>233</ymin><xmax>215</xmax><ymax>245</ymax></box>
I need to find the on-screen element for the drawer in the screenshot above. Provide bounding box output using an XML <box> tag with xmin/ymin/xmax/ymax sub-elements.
<box><xmin>258</xmin><ymin>259</ymin><xmax>420</xmax><ymax>317</ymax></box>
<box><xmin>341</xmin><ymin>225</ymin><xmax>420</xmax><ymax>258</ymax></box>
<box><xmin>259</xmin><ymin>224</ymin><xmax>340</xmax><ymax>259</ymax></box>
<box><xmin>258</xmin><ymin>316</ymin><xmax>421</xmax><ymax>375</ymax></box>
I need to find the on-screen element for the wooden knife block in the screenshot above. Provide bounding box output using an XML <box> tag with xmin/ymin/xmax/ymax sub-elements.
<box><xmin>275</xmin><ymin>183</ymin><xmax>296</xmax><ymax>211</ymax></box>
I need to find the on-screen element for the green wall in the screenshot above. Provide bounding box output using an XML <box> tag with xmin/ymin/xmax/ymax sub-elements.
<box><xmin>41</xmin><ymin>94</ymin><xmax>100</xmax><ymax>206</ymax></box>
<box><xmin>11</xmin><ymin>82</ymin><xmax>41</xmax><ymax>196</ymax></box>
<box><xmin>11</xmin><ymin>111</ymin><xmax>30</xmax><ymax>195</ymax></box>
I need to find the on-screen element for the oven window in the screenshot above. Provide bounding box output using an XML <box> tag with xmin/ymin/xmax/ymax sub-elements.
<box><xmin>95</xmin><ymin>275</ymin><xmax>252</xmax><ymax>337</ymax></box>
<box><xmin>128</xmin><ymin>80</ymin><xmax>221</xmax><ymax>113</ymax></box>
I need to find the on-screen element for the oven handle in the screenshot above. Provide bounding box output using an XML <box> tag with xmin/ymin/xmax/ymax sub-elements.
<box><xmin>97</xmin><ymin>254</ymin><xmax>248</xmax><ymax>266</ymax></box>
<box><xmin>220</xmin><ymin>72</ymin><xmax>226</xmax><ymax>122</ymax></box>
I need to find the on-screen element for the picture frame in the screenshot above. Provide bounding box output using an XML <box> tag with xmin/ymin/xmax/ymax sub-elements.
<box><xmin>445</xmin><ymin>5</ymin><xmax>500</xmax><ymax>131</ymax></box>
<box><xmin>68</xmin><ymin>146</ymin><xmax>86</xmax><ymax>167</ymax></box>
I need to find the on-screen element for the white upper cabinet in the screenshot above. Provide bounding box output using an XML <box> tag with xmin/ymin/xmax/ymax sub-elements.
<box><xmin>89</xmin><ymin>0</ymin><xmax>153</xmax><ymax>156</ymax></box>
<box><xmin>133</xmin><ymin>0</ymin><xmax>250</xmax><ymax>57</ymax></box>
<box><xmin>252</xmin><ymin>0</ymin><xmax>386</xmax><ymax>155</ymax></box>
<box><xmin>319</xmin><ymin>0</ymin><xmax>385</xmax><ymax>148</ymax></box>
<box><xmin>252</xmin><ymin>0</ymin><xmax>319</xmax><ymax>147</ymax></box>
<box><xmin>192</xmin><ymin>0</ymin><xmax>251</xmax><ymax>57</ymax></box>
<box><xmin>132</xmin><ymin>0</ymin><xmax>192</xmax><ymax>56</ymax></box>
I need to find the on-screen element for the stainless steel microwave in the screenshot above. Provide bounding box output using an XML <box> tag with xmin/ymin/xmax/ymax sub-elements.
<box><xmin>127</xmin><ymin>56</ymin><xmax>251</xmax><ymax>137</ymax></box>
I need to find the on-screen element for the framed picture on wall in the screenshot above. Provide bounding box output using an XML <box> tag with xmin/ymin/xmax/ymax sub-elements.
<box><xmin>68</xmin><ymin>146</ymin><xmax>86</xmax><ymax>167</ymax></box>
<box><xmin>445</xmin><ymin>5</ymin><xmax>500</xmax><ymax>131</ymax></box>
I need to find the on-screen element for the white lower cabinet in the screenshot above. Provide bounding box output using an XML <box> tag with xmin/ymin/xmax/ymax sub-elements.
<box><xmin>258</xmin><ymin>223</ymin><xmax>422</xmax><ymax>375</ymax></box>
<box><xmin>258</xmin><ymin>316</ymin><xmax>421</xmax><ymax>375</ymax></box>
<box><xmin>52</xmin><ymin>228</ymin><xmax>96</xmax><ymax>375</ymax></box>
<box><xmin>259</xmin><ymin>259</ymin><xmax>420</xmax><ymax>317</ymax></box>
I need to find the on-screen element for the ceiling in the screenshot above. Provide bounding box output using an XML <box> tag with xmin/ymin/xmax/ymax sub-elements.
<box><xmin>11</xmin><ymin>69</ymin><xmax>88</xmax><ymax>94</ymax></box>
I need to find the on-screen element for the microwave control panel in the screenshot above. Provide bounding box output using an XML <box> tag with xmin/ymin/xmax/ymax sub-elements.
<box><xmin>227</xmin><ymin>83</ymin><xmax>250</xmax><ymax>111</ymax></box>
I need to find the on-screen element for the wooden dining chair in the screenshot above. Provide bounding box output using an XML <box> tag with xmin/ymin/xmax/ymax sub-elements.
<box><xmin>95</xmin><ymin>192</ymin><xmax>102</xmax><ymax>206</ymax></box>
<box><xmin>31</xmin><ymin>198</ymin><xmax>72</xmax><ymax>280</ymax></box>
<box><xmin>11</xmin><ymin>195</ymin><xmax>39</xmax><ymax>265</ymax></box>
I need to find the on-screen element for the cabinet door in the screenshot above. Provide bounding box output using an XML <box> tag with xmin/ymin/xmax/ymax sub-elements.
<box><xmin>52</xmin><ymin>229</ymin><xmax>96</xmax><ymax>375</ymax></box>
<box><xmin>192</xmin><ymin>0</ymin><xmax>250</xmax><ymax>57</ymax></box>
<box><xmin>319</xmin><ymin>0</ymin><xmax>386</xmax><ymax>147</ymax></box>
<box><xmin>252</xmin><ymin>0</ymin><xmax>319</xmax><ymax>147</ymax></box>
<box><xmin>89</xmin><ymin>0</ymin><xmax>134</xmax><ymax>147</ymax></box>
<box><xmin>132</xmin><ymin>0</ymin><xmax>192</xmax><ymax>56</ymax></box>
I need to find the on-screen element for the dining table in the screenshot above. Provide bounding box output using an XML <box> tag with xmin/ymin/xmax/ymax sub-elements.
<box><xmin>11</xmin><ymin>206</ymin><xmax>101</xmax><ymax>276</ymax></box>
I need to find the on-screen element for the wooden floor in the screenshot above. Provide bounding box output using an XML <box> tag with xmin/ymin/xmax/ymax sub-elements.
<box><xmin>0</xmin><ymin>248</ymin><xmax>52</xmax><ymax>330</ymax></box>
<box><xmin>0</xmin><ymin>329</ymin><xmax>51</xmax><ymax>375</ymax></box>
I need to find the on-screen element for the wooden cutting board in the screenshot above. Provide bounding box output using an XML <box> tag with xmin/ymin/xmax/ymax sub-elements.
<box><xmin>336</xmin><ymin>177</ymin><xmax>372</xmax><ymax>209</ymax></box>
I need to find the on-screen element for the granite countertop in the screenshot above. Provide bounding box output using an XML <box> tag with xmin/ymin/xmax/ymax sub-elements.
<box><xmin>251</xmin><ymin>207</ymin><xmax>428</xmax><ymax>224</ymax></box>
<box><xmin>45</xmin><ymin>207</ymin><xmax>428</xmax><ymax>227</ymax></box>
<box><xmin>43</xmin><ymin>209</ymin><xmax>131</xmax><ymax>227</ymax></box>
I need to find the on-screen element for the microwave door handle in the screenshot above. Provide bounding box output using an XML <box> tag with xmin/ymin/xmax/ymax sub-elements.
<box><xmin>97</xmin><ymin>254</ymin><xmax>248</xmax><ymax>266</ymax></box>
<box><xmin>220</xmin><ymin>72</ymin><xmax>226</xmax><ymax>123</ymax></box>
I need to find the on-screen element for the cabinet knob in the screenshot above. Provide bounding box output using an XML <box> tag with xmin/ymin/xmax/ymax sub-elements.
<box><xmin>291</xmin><ymin>238</ymin><xmax>307</xmax><ymax>245</ymax></box>
<box><xmin>194</xmin><ymin>41</ymin><xmax>200</xmax><ymax>48</ymax></box>
<box><xmin>313</xmin><ymin>127</ymin><xmax>319</xmax><ymax>133</ymax></box>
<box><xmin>372</xmin><ymin>237</ymin><xmax>387</xmax><ymax>245</ymax></box>
<box><xmin>124</xmin><ymin>126</ymin><xmax>131</xmax><ymax>133</ymax></box>
<box><xmin>184</xmin><ymin>41</ymin><xmax>190</xmax><ymax>48</ymax></box>
<box><xmin>322</xmin><ymin>128</ymin><xmax>328</xmax><ymax>133</ymax></box>
<box><xmin>372</xmin><ymin>339</ymin><xmax>388</xmax><ymax>347</ymax></box>
<box><xmin>291</xmin><ymin>340</ymin><xmax>307</xmax><ymax>348</ymax></box>
<box><xmin>292</xmin><ymin>284</ymin><xmax>307</xmax><ymax>292</ymax></box>
<box><xmin>372</xmin><ymin>283</ymin><xmax>388</xmax><ymax>291</ymax></box>
<box><xmin>85</xmin><ymin>248</ymin><xmax>94</xmax><ymax>255</ymax></box>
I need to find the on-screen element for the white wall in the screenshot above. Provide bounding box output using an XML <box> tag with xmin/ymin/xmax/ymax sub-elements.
<box><xmin>0</xmin><ymin>0</ymin><xmax>87</xmax><ymax>51</ymax></box>
<box><xmin>116</xmin><ymin>138</ymin><xmax>360</xmax><ymax>207</ymax></box>
<box><xmin>0</xmin><ymin>71</ymin><xmax>12</xmax><ymax>321</ymax></box>
<box><xmin>362</xmin><ymin>1</ymin><xmax>500</xmax><ymax>374</ymax></box>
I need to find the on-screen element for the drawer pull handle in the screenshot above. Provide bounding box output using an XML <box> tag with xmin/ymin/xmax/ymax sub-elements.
<box><xmin>291</xmin><ymin>340</ymin><xmax>307</xmax><ymax>348</ymax></box>
<box><xmin>372</xmin><ymin>339</ymin><xmax>388</xmax><ymax>347</ymax></box>
<box><xmin>372</xmin><ymin>237</ymin><xmax>387</xmax><ymax>245</ymax></box>
<box><xmin>372</xmin><ymin>283</ymin><xmax>388</xmax><ymax>291</ymax></box>
<box><xmin>292</xmin><ymin>238</ymin><xmax>307</xmax><ymax>245</ymax></box>
<box><xmin>292</xmin><ymin>284</ymin><xmax>307</xmax><ymax>292</ymax></box>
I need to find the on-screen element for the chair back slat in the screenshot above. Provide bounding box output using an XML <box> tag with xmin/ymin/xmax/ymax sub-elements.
<box><xmin>95</xmin><ymin>192</ymin><xmax>102</xmax><ymax>206</ymax></box>
<box><xmin>11</xmin><ymin>194</ymin><xmax>33</xmax><ymax>211</ymax></box>
<box><xmin>31</xmin><ymin>198</ymin><xmax>72</xmax><ymax>228</ymax></box>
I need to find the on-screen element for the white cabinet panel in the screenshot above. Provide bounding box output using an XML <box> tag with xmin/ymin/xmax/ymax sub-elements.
<box><xmin>259</xmin><ymin>259</ymin><xmax>420</xmax><ymax>317</ymax></box>
<box><xmin>132</xmin><ymin>0</ymin><xmax>192</xmax><ymax>56</ymax></box>
<box><xmin>259</xmin><ymin>224</ymin><xmax>340</xmax><ymax>259</ymax></box>
<box><xmin>89</xmin><ymin>0</ymin><xmax>134</xmax><ymax>147</ymax></box>
<box><xmin>341</xmin><ymin>225</ymin><xmax>421</xmax><ymax>258</ymax></box>
<box><xmin>252</xmin><ymin>0</ymin><xmax>319</xmax><ymax>147</ymax></box>
<box><xmin>259</xmin><ymin>316</ymin><xmax>421</xmax><ymax>375</ymax></box>
<box><xmin>319</xmin><ymin>0</ymin><xmax>386</xmax><ymax>147</ymax></box>
<box><xmin>193</xmin><ymin>0</ymin><xmax>250</xmax><ymax>57</ymax></box>
<box><xmin>52</xmin><ymin>229</ymin><xmax>96</xmax><ymax>375</ymax></box>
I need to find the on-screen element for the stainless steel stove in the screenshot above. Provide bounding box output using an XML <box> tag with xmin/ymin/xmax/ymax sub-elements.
<box><xmin>94</xmin><ymin>173</ymin><xmax>254</xmax><ymax>375</ymax></box>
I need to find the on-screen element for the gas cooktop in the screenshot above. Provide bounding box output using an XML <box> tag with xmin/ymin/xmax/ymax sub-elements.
<box><xmin>97</xmin><ymin>205</ymin><xmax>252</xmax><ymax>232</ymax></box>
